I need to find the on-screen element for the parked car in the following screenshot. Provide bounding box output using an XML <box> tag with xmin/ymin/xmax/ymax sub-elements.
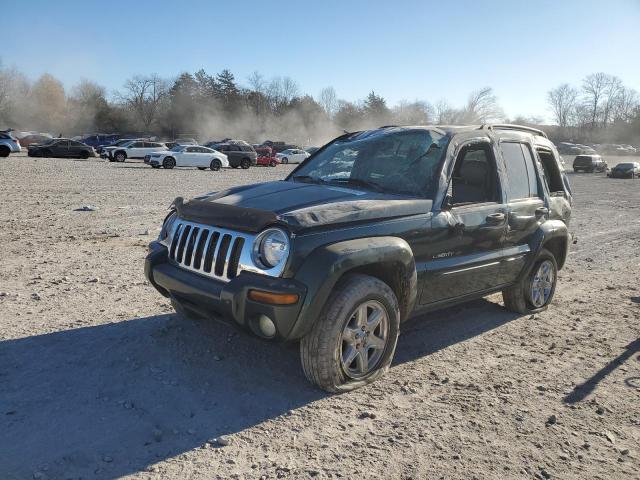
<box><xmin>77</xmin><ymin>134</ymin><xmax>120</xmax><ymax>149</ymax></box>
<box><xmin>99</xmin><ymin>138</ymin><xmax>137</xmax><ymax>158</ymax></box>
<box><xmin>305</xmin><ymin>146</ymin><xmax>320</xmax><ymax>155</ymax></box>
<box><xmin>255</xmin><ymin>146</ymin><xmax>279</xmax><ymax>167</ymax></box>
<box><xmin>105</xmin><ymin>140</ymin><xmax>167</xmax><ymax>162</ymax></box>
<box><xmin>556</xmin><ymin>142</ymin><xmax>583</xmax><ymax>155</ymax></box>
<box><xmin>204</xmin><ymin>141</ymin><xmax>256</xmax><ymax>169</ymax></box>
<box><xmin>16</xmin><ymin>134</ymin><xmax>52</xmax><ymax>148</ymax></box>
<box><xmin>276</xmin><ymin>148</ymin><xmax>310</xmax><ymax>164</ymax></box>
<box><xmin>608</xmin><ymin>162</ymin><xmax>640</xmax><ymax>178</ymax></box>
<box><xmin>572</xmin><ymin>154</ymin><xmax>607</xmax><ymax>173</ymax></box>
<box><xmin>261</xmin><ymin>141</ymin><xmax>301</xmax><ymax>153</ymax></box>
<box><xmin>145</xmin><ymin>145</ymin><xmax>228</xmax><ymax>170</ymax></box>
<box><xmin>27</xmin><ymin>139</ymin><xmax>96</xmax><ymax>159</ymax></box>
<box><xmin>165</xmin><ymin>138</ymin><xmax>198</xmax><ymax>149</ymax></box>
<box><xmin>0</xmin><ymin>131</ymin><xmax>22</xmax><ymax>157</ymax></box>
<box><xmin>145</xmin><ymin>124</ymin><xmax>573</xmax><ymax>392</ymax></box>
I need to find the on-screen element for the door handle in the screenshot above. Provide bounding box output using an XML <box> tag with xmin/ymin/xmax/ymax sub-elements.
<box><xmin>535</xmin><ymin>207</ymin><xmax>549</xmax><ymax>219</ymax></box>
<box><xmin>485</xmin><ymin>213</ymin><xmax>505</xmax><ymax>225</ymax></box>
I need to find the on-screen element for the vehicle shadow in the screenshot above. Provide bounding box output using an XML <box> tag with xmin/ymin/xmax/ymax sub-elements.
<box><xmin>564</xmin><ymin>337</ymin><xmax>640</xmax><ymax>404</ymax></box>
<box><xmin>0</xmin><ymin>298</ymin><xmax>519</xmax><ymax>479</ymax></box>
<box><xmin>394</xmin><ymin>297</ymin><xmax>521</xmax><ymax>365</ymax></box>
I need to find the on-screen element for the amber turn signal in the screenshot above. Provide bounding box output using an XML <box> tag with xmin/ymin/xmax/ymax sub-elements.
<box><xmin>248</xmin><ymin>290</ymin><xmax>299</xmax><ymax>305</ymax></box>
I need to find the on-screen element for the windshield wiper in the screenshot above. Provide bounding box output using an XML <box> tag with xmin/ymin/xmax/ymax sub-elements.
<box><xmin>326</xmin><ymin>178</ymin><xmax>386</xmax><ymax>193</ymax></box>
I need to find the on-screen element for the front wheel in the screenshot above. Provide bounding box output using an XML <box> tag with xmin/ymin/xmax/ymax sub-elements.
<box><xmin>502</xmin><ymin>248</ymin><xmax>558</xmax><ymax>314</ymax></box>
<box><xmin>115</xmin><ymin>152</ymin><xmax>126</xmax><ymax>162</ymax></box>
<box><xmin>0</xmin><ymin>146</ymin><xmax>11</xmax><ymax>157</ymax></box>
<box><xmin>80</xmin><ymin>150</ymin><xmax>89</xmax><ymax>159</ymax></box>
<box><xmin>210</xmin><ymin>159</ymin><xmax>222</xmax><ymax>171</ymax></box>
<box><xmin>281</xmin><ymin>157</ymin><xmax>289</xmax><ymax>164</ymax></box>
<box><xmin>163</xmin><ymin>157</ymin><xmax>176</xmax><ymax>169</ymax></box>
<box><xmin>300</xmin><ymin>274</ymin><xmax>400</xmax><ymax>392</ymax></box>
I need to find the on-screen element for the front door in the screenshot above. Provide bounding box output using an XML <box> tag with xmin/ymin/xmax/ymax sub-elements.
<box><xmin>420</xmin><ymin>140</ymin><xmax>509</xmax><ymax>305</ymax></box>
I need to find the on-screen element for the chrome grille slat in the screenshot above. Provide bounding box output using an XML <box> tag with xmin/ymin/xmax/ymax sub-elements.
<box><xmin>167</xmin><ymin>220</ymin><xmax>253</xmax><ymax>283</ymax></box>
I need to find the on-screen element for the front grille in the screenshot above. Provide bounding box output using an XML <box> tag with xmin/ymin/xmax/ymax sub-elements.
<box><xmin>168</xmin><ymin>220</ymin><xmax>249</xmax><ymax>282</ymax></box>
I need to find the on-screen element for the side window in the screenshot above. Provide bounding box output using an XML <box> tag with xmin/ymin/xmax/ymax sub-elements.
<box><xmin>132</xmin><ymin>142</ymin><xmax>144</xmax><ymax>148</ymax></box>
<box><xmin>186</xmin><ymin>147</ymin><xmax>197</xmax><ymax>152</ymax></box>
<box><xmin>520</xmin><ymin>144</ymin><xmax>539</xmax><ymax>198</ymax></box>
<box><xmin>500</xmin><ymin>142</ymin><xmax>537</xmax><ymax>200</ymax></box>
<box><xmin>450</xmin><ymin>143</ymin><xmax>500</xmax><ymax>206</ymax></box>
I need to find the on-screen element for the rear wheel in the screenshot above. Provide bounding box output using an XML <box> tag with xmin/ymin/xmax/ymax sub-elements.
<box><xmin>269</xmin><ymin>160</ymin><xmax>277</xmax><ymax>167</ymax></box>
<box><xmin>300</xmin><ymin>274</ymin><xmax>400</xmax><ymax>392</ymax></box>
<box><xmin>163</xmin><ymin>157</ymin><xmax>176</xmax><ymax>169</ymax></box>
<box><xmin>210</xmin><ymin>158</ymin><xmax>222</xmax><ymax>171</ymax></box>
<box><xmin>502</xmin><ymin>248</ymin><xmax>558</xmax><ymax>314</ymax></box>
<box><xmin>0</xmin><ymin>146</ymin><xmax>10</xmax><ymax>157</ymax></box>
<box><xmin>240</xmin><ymin>158</ymin><xmax>251</xmax><ymax>169</ymax></box>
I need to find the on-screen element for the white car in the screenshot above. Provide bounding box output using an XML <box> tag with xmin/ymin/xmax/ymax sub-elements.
<box><xmin>106</xmin><ymin>140</ymin><xmax>167</xmax><ymax>162</ymax></box>
<box><xmin>275</xmin><ymin>148</ymin><xmax>309</xmax><ymax>164</ymax></box>
<box><xmin>146</xmin><ymin>145</ymin><xmax>229</xmax><ymax>170</ymax></box>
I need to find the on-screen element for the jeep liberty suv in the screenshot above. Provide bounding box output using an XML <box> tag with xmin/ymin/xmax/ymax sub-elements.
<box><xmin>145</xmin><ymin>124</ymin><xmax>573</xmax><ymax>392</ymax></box>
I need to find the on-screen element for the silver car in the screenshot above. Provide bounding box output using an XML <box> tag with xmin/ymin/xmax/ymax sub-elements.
<box><xmin>0</xmin><ymin>131</ymin><xmax>22</xmax><ymax>157</ymax></box>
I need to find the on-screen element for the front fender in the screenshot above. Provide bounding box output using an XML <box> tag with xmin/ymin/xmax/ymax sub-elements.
<box><xmin>287</xmin><ymin>236</ymin><xmax>417</xmax><ymax>340</ymax></box>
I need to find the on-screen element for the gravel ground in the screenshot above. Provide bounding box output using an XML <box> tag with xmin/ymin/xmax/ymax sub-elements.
<box><xmin>1</xmin><ymin>154</ymin><xmax>639</xmax><ymax>480</ymax></box>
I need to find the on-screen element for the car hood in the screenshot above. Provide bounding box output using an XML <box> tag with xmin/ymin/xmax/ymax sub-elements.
<box><xmin>176</xmin><ymin>181</ymin><xmax>433</xmax><ymax>233</ymax></box>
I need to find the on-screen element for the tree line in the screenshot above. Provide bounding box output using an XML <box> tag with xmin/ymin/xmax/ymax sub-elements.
<box><xmin>1</xmin><ymin>60</ymin><xmax>638</xmax><ymax>146</ymax></box>
<box><xmin>547</xmin><ymin>73</ymin><xmax>639</xmax><ymax>144</ymax></box>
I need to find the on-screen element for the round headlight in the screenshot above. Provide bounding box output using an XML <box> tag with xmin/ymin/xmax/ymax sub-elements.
<box><xmin>255</xmin><ymin>228</ymin><xmax>290</xmax><ymax>269</ymax></box>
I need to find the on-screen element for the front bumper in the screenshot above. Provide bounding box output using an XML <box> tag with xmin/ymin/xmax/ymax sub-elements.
<box><xmin>145</xmin><ymin>241</ymin><xmax>307</xmax><ymax>340</ymax></box>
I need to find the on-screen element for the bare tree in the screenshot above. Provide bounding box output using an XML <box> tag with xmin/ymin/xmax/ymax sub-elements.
<box><xmin>600</xmin><ymin>75</ymin><xmax>624</xmax><ymax>127</ymax></box>
<box><xmin>547</xmin><ymin>83</ymin><xmax>578</xmax><ymax>128</ymax></box>
<box><xmin>612</xmin><ymin>87</ymin><xmax>639</xmax><ymax>122</ymax></box>
<box><xmin>434</xmin><ymin>99</ymin><xmax>456</xmax><ymax>124</ymax></box>
<box><xmin>392</xmin><ymin>100</ymin><xmax>433</xmax><ymax>125</ymax></box>
<box><xmin>118</xmin><ymin>74</ymin><xmax>168</xmax><ymax>130</ymax></box>
<box><xmin>463</xmin><ymin>87</ymin><xmax>504</xmax><ymax>123</ymax></box>
<box><xmin>582</xmin><ymin>72</ymin><xmax>609</xmax><ymax>127</ymax></box>
<box><xmin>318</xmin><ymin>86</ymin><xmax>338</xmax><ymax>118</ymax></box>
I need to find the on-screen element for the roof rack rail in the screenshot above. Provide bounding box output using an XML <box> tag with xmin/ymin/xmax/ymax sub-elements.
<box><xmin>480</xmin><ymin>124</ymin><xmax>548</xmax><ymax>138</ymax></box>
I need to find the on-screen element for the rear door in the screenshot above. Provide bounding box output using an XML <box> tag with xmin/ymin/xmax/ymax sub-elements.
<box><xmin>128</xmin><ymin>141</ymin><xmax>145</xmax><ymax>158</ymax></box>
<box><xmin>500</xmin><ymin>141</ymin><xmax>547</xmax><ymax>282</ymax></box>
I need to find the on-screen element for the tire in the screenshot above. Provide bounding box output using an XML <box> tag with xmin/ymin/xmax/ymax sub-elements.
<box><xmin>0</xmin><ymin>146</ymin><xmax>10</xmax><ymax>157</ymax></box>
<box><xmin>80</xmin><ymin>150</ymin><xmax>89</xmax><ymax>159</ymax></box>
<box><xmin>300</xmin><ymin>274</ymin><xmax>400</xmax><ymax>393</ymax></box>
<box><xmin>42</xmin><ymin>149</ymin><xmax>52</xmax><ymax>158</ymax></box>
<box><xmin>240</xmin><ymin>158</ymin><xmax>251</xmax><ymax>169</ymax></box>
<box><xmin>231</xmin><ymin>165</ymin><xmax>239</xmax><ymax>169</ymax></box>
<box><xmin>502</xmin><ymin>248</ymin><xmax>558</xmax><ymax>314</ymax></box>
<box><xmin>115</xmin><ymin>151</ymin><xmax>126</xmax><ymax>162</ymax></box>
<box><xmin>269</xmin><ymin>160</ymin><xmax>277</xmax><ymax>167</ymax></box>
<box><xmin>163</xmin><ymin>157</ymin><xmax>176</xmax><ymax>169</ymax></box>
<box><xmin>282</xmin><ymin>157</ymin><xmax>289</xmax><ymax>164</ymax></box>
<box><xmin>210</xmin><ymin>159</ymin><xmax>222</xmax><ymax>171</ymax></box>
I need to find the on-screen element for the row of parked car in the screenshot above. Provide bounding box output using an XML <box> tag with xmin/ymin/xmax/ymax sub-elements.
<box><xmin>557</xmin><ymin>141</ymin><xmax>638</xmax><ymax>156</ymax></box>
<box><xmin>571</xmin><ymin>154</ymin><xmax>640</xmax><ymax>178</ymax></box>
<box><xmin>0</xmin><ymin>130</ymin><xmax>319</xmax><ymax>171</ymax></box>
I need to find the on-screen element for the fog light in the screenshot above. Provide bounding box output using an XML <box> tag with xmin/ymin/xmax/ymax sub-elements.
<box><xmin>258</xmin><ymin>314</ymin><xmax>277</xmax><ymax>338</ymax></box>
<box><xmin>248</xmin><ymin>289</ymin><xmax>299</xmax><ymax>305</ymax></box>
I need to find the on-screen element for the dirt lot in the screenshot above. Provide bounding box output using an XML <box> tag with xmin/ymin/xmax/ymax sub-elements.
<box><xmin>1</xmin><ymin>153</ymin><xmax>639</xmax><ymax>480</ymax></box>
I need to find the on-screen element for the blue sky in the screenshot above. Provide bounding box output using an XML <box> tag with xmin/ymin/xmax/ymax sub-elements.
<box><xmin>3</xmin><ymin>0</ymin><xmax>639</xmax><ymax>121</ymax></box>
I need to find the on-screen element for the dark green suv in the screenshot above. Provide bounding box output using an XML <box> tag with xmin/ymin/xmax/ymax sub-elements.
<box><xmin>145</xmin><ymin>124</ymin><xmax>573</xmax><ymax>392</ymax></box>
